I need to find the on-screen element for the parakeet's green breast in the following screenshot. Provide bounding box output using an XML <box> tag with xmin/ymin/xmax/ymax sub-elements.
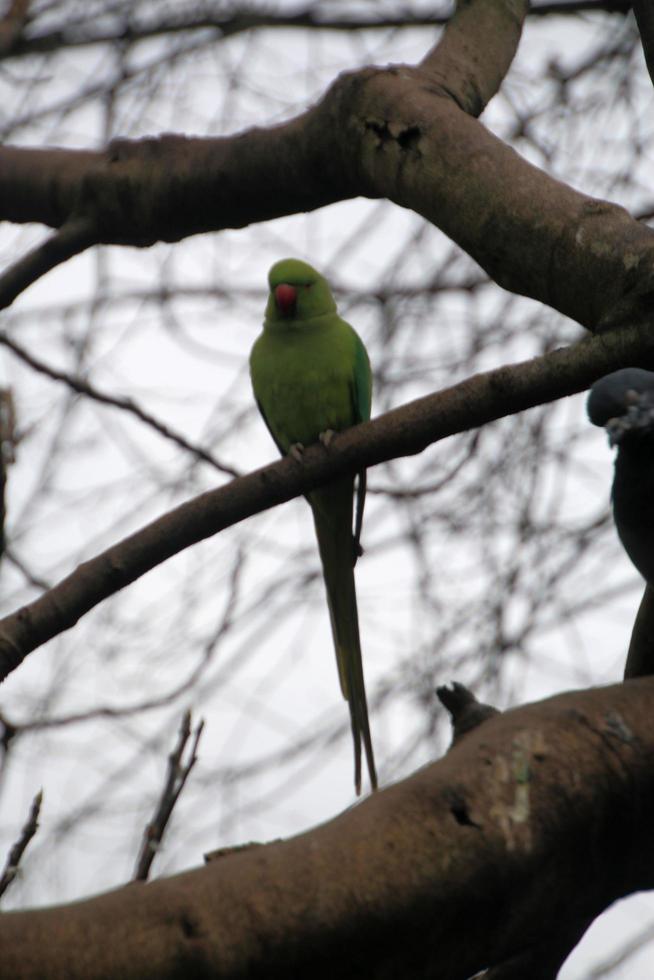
<box><xmin>250</xmin><ymin>318</ymin><xmax>366</xmax><ymax>451</ymax></box>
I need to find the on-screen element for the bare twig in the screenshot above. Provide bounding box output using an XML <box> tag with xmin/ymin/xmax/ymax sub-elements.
<box><xmin>0</xmin><ymin>219</ymin><xmax>97</xmax><ymax>311</ymax></box>
<box><xmin>0</xmin><ymin>388</ymin><xmax>13</xmax><ymax>560</ymax></box>
<box><xmin>3</xmin><ymin>548</ymin><xmax>50</xmax><ymax>591</ymax></box>
<box><xmin>0</xmin><ymin>332</ymin><xmax>239</xmax><ymax>478</ymax></box>
<box><xmin>368</xmin><ymin>431</ymin><xmax>481</xmax><ymax>498</ymax></box>
<box><xmin>0</xmin><ymin>789</ymin><xmax>42</xmax><ymax>900</ymax></box>
<box><xmin>133</xmin><ymin>711</ymin><xmax>204</xmax><ymax>882</ymax></box>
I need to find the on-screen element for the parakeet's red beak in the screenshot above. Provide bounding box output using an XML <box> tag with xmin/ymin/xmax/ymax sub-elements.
<box><xmin>274</xmin><ymin>283</ymin><xmax>297</xmax><ymax>316</ymax></box>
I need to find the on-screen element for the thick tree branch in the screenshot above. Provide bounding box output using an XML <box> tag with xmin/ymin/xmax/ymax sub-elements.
<box><xmin>1</xmin><ymin>0</ymin><xmax>651</xmax><ymax>328</ymax></box>
<box><xmin>1</xmin><ymin>681</ymin><xmax>653</xmax><ymax>979</ymax></box>
<box><xmin>1</xmin><ymin>318</ymin><xmax>654</xmax><ymax>684</ymax></box>
<box><xmin>419</xmin><ymin>0</ymin><xmax>524</xmax><ymax>112</ymax></box>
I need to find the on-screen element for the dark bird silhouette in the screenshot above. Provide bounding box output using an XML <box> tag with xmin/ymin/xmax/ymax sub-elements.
<box><xmin>588</xmin><ymin>367</ymin><xmax>654</xmax><ymax>583</ymax></box>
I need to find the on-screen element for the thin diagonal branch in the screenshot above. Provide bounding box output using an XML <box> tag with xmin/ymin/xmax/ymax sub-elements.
<box><xmin>0</xmin><ymin>218</ymin><xmax>97</xmax><ymax>311</ymax></box>
<box><xmin>4</xmin><ymin>548</ymin><xmax>50</xmax><ymax>591</ymax></box>
<box><xmin>0</xmin><ymin>332</ymin><xmax>239</xmax><ymax>478</ymax></box>
<box><xmin>2</xmin><ymin>316</ymin><xmax>654</xmax><ymax>683</ymax></box>
<box><xmin>0</xmin><ymin>388</ymin><xmax>14</xmax><ymax>561</ymax></box>
<box><xmin>0</xmin><ymin>789</ymin><xmax>42</xmax><ymax>900</ymax></box>
<box><xmin>133</xmin><ymin>711</ymin><xmax>204</xmax><ymax>882</ymax></box>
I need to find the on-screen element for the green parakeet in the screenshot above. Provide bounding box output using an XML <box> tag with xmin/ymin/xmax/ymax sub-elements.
<box><xmin>249</xmin><ymin>258</ymin><xmax>378</xmax><ymax>794</ymax></box>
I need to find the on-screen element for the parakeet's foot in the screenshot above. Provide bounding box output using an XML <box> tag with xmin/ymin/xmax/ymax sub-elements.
<box><xmin>353</xmin><ymin>538</ymin><xmax>364</xmax><ymax>565</ymax></box>
<box><xmin>288</xmin><ymin>442</ymin><xmax>305</xmax><ymax>462</ymax></box>
<box><xmin>319</xmin><ymin>429</ymin><xmax>335</xmax><ymax>447</ymax></box>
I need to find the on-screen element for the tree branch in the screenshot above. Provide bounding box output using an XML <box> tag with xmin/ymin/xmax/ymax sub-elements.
<box><xmin>1</xmin><ymin>317</ymin><xmax>654</xmax><ymax>684</ymax></box>
<box><xmin>1</xmin><ymin>0</ymin><xmax>651</xmax><ymax>326</ymax></box>
<box><xmin>134</xmin><ymin>711</ymin><xmax>204</xmax><ymax>882</ymax></box>
<box><xmin>0</xmin><ymin>388</ymin><xmax>14</xmax><ymax>562</ymax></box>
<box><xmin>0</xmin><ymin>789</ymin><xmax>42</xmax><ymax>901</ymax></box>
<box><xmin>1</xmin><ymin>681</ymin><xmax>653</xmax><ymax>978</ymax></box>
<box><xmin>0</xmin><ymin>218</ymin><xmax>97</xmax><ymax>311</ymax></box>
<box><xmin>420</xmin><ymin>0</ymin><xmax>524</xmax><ymax>112</ymax></box>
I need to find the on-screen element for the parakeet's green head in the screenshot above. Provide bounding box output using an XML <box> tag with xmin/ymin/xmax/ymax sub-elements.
<box><xmin>265</xmin><ymin>258</ymin><xmax>337</xmax><ymax>325</ymax></box>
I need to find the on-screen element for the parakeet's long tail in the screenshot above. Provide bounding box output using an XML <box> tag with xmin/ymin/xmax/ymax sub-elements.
<box><xmin>310</xmin><ymin>477</ymin><xmax>377</xmax><ymax>794</ymax></box>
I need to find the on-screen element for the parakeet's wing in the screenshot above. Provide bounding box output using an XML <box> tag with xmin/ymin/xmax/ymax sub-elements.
<box><xmin>255</xmin><ymin>397</ymin><xmax>287</xmax><ymax>457</ymax></box>
<box><xmin>352</xmin><ymin>334</ymin><xmax>372</xmax><ymax>424</ymax></box>
<box><xmin>351</xmin><ymin>334</ymin><xmax>372</xmax><ymax>563</ymax></box>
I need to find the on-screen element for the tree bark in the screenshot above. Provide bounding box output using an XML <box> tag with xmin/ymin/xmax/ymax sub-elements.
<box><xmin>2</xmin><ymin>0</ymin><xmax>654</xmax><ymax>328</ymax></box>
<box><xmin>1</xmin><ymin>680</ymin><xmax>653</xmax><ymax>979</ymax></box>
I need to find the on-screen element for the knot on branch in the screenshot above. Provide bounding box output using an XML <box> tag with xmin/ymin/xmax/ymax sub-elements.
<box><xmin>364</xmin><ymin>119</ymin><xmax>423</xmax><ymax>153</ymax></box>
<box><xmin>437</xmin><ymin>681</ymin><xmax>500</xmax><ymax>746</ymax></box>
